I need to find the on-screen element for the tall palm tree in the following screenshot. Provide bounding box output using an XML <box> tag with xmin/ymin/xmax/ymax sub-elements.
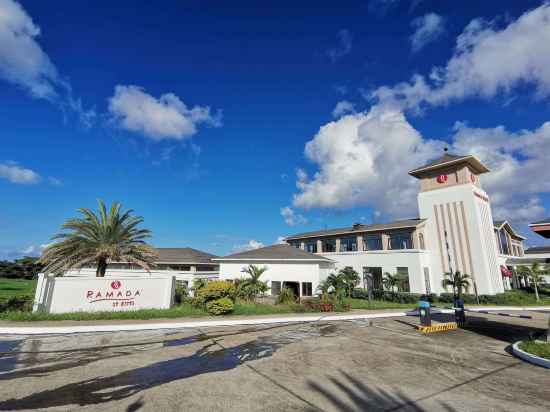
<box><xmin>517</xmin><ymin>263</ymin><xmax>546</xmax><ymax>302</ymax></box>
<box><xmin>40</xmin><ymin>200</ymin><xmax>157</xmax><ymax>277</ymax></box>
<box><xmin>339</xmin><ymin>267</ymin><xmax>360</xmax><ymax>297</ymax></box>
<box><xmin>382</xmin><ymin>273</ymin><xmax>400</xmax><ymax>293</ymax></box>
<box><xmin>239</xmin><ymin>265</ymin><xmax>269</xmax><ymax>301</ymax></box>
<box><xmin>441</xmin><ymin>271</ymin><xmax>471</xmax><ymax>299</ymax></box>
<box><xmin>326</xmin><ymin>272</ymin><xmax>347</xmax><ymax>304</ymax></box>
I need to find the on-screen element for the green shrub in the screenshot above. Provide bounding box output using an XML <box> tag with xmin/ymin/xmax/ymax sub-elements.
<box><xmin>276</xmin><ymin>287</ymin><xmax>295</xmax><ymax>305</ymax></box>
<box><xmin>206</xmin><ymin>297</ymin><xmax>234</xmax><ymax>315</ymax></box>
<box><xmin>0</xmin><ymin>296</ymin><xmax>33</xmax><ymax>313</ymax></box>
<box><xmin>174</xmin><ymin>284</ymin><xmax>189</xmax><ymax>305</ymax></box>
<box><xmin>193</xmin><ymin>280</ymin><xmax>235</xmax><ymax>307</ymax></box>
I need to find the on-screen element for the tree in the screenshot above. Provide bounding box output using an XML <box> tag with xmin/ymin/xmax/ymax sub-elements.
<box><xmin>517</xmin><ymin>263</ymin><xmax>546</xmax><ymax>302</ymax></box>
<box><xmin>441</xmin><ymin>271</ymin><xmax>471</xmax><ymax>299</ymax></box>
<box><xmin>338</xmin><ymin>267</ymin><xmax>360</xmax><ymax>297</ymax></box>
<box><xmin>316</xmin><ymin>279</ymin><xmax>331</xmax><ymax>303</ymax></box>
<box><xmin>382</xmin><ymin>273</ymin><xmax>400</xmax><ymax>293</ymax></box>
<box><xmin>0</xmin><ymin>257</ymin><xmax>43</xmax><ymax>279</ymax></box>
<box><xmin>326</xmin><ymin>272</ymin><xmax>347</xmax><ymax>304</ymax></box>
<box><xmin>239</xmin><ymin>265</ymin><xmax>269</xmax><ymax>301</ymax></box>
<box><xmin>40</xmin><ymin>200</ymin><xmax>157</xmax><ymax>277</ymax></box>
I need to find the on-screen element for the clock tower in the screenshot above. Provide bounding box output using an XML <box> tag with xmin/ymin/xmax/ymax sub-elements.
<box><xmin>409</xmin><ymin>152</ymin><xmax>504</xmax><ymax>295</ymax></box>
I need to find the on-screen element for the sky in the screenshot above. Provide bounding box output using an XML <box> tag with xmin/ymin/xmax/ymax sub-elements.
<box><xmin>1</xmin><ymin>0</ymin><xmax>550</xmax><ymax>259</ymax></box>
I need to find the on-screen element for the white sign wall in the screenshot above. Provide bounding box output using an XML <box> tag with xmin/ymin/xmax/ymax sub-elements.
<box><xmin>33</xmin><ymin>274</ymin><xmax>175</xmax><ymax>314</ymax></box>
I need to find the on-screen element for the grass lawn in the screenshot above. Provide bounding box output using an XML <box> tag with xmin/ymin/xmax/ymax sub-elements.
<box><xmin>519</xmin><ymin>340</ymin><xmax>550</xmax><ymax>360</ymax></box>
<box><xmin>0</xmin><ymin>278</ymin><xmax>36</xmax><ymax>302</ymax></box>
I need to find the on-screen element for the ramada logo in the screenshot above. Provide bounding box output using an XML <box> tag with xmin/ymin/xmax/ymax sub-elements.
<box><xmin>86</xmin><ymin>280</ymin><xmax>142</xmax><ymax>303</ymax></box>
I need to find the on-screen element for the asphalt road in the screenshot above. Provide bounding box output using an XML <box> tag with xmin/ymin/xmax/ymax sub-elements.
<box><xmin>0</xmin><ymin>310</ymin><xmax>549</xmax><ymax>411</ymax></box>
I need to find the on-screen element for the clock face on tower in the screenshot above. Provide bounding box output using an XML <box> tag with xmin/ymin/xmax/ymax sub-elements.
<box><xmin>436</xmin><ymin>174</ymin><xmax>448</xmax><ymax>184</ymax></box>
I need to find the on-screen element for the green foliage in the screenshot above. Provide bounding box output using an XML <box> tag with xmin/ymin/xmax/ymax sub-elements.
<box><xmin>174</xmin><ymin>284</ymin><xmax>189</xmax><ymax>305</ymax></box>
<box><xmin>338</xmin><ymin>267</ymin><xmax>360</xmax><ymax>297</ymax></box>
<box><xmin>39</xmin><ymin>199</ymin><xmax>157</xmax><ymax>277</ymax></box>
<box><xmin>192</xmin><ymin>278</ymin><xmax>208</xmax><ymax>292</ymax></box>
<box><xmin>517</xmin><ymin>263</ymin><xmax>547</xmax><ymax>301</ymax></box>
<box><xmin>0</xmin><ymin>257</ymin><xmax>43</xmax><ymax>280</ymax></box>
<box><xmin>382</xmin><ymin>273</ymin><xmax>400</xmax><ymax>292</ymax></box>
<box><xmin>277</xmin><ymin>287</ymin><xmax>295</xmax><ymax>305</ymax></box>
<box><xmin>206</xmin><ymin>297</ymin><xmax>234</xmax><ymax>315</ymax></box>
<box><xmin>193</xmin><ymin>280</ymin><xmax>235</xmax><ymax>307</ymax></box>
<box><xmin>518</xmin><ymin>340</ymin><xmax>550</xmax><ymax>360</ymax></box>
<box><xmin>0</xmin><ymin>296</ymin><xmax>34</xmax><ymax>312</ymax></box>
<box><xmin>441</xmin><ymin>271</ymin><xmax>471</xmax><ymax>298</ymax></box>
<box><xmin>236</xmin><ymin>265</ymin><xmax>269</xmax><ymax>301</ymax></box>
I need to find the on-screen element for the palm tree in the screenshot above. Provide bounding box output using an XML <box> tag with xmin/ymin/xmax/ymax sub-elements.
<box><xmin>239</xmin><ymin>265</ymin><xmax>269</xmax><ymax>301</ymax></box>
<box><xmin>382</xmin><ymin>273</ymin><xmax>400</xmax><ymax>293</ymax></box>
<box><xmin>317</xmin><ymin>279</ymin><xmax>332</xmax><ymax>303</ymax></box>
<box><xmin>339</xmin><ymin>267</ymin><xmax>360</xmax><ymax>297</ymax></box>
<box><xmin>40</xmin><ymin>200</ymin><xmax>157</xmax><ymax>277</ymax></box>
<box><xmin>517</xmin><ymin>263</ymin><xmax>546</xmax><ymax>302</ymax></box>
<box><xmin>441</xmin><ymin>271</ymin><xmax>471</xmax><ymax>299</ymax></box>
<box><xmin>326</xmin><ymin>272</ymin><xmax>347</xmax><ymax>304</ymax></box>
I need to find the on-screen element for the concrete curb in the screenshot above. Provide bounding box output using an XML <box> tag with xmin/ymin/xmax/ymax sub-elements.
<box><xmin>0</xmin><ymin>312</ymin><xmax>412</xmax><ymax>335</ymax></box>
<box><xmin>512</xmin><ymin>341</ymin><xmax>550</xmax><ymax>369</ymax></box>
<box><xmin>0</xmin><ymin>306</ymin><xmax>546</xmax><ymax>336</ymax></box>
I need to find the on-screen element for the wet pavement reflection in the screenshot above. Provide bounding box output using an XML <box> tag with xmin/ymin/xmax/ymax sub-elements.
<box><xmin>0</xmin><ymin>322</ymin><xmax>339</xmax><ymax>410</ymax></box>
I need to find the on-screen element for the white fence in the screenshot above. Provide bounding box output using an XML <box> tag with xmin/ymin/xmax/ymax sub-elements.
<box><xmin>33</xmin><ymin>274</ymin><xmax>175</xmax><ymax>314</ymax></box>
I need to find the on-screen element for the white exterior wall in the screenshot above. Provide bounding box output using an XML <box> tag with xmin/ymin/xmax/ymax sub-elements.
<box><xmin>319</xmin><ymin>250</ymin><xmax>433</xmax><ymax>294</ymax></box>
<box><xmin>218</xmin><ymin>260</ymin><xmax>334</xmax><ymax>296</ymax></box>
<box><xmin>65</xmin><ymin>268</ymin><xmax>219</xmax><ymax>284</ymax></box>
<box><xmin>418</xmin><ymin>184</ymin><xmax>504</xmax><ymax>295</ymax></box>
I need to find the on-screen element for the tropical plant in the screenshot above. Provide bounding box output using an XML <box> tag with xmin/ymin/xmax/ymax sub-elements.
<box><xmin>192</xmin><ymin>278</ymin><xmax>208</xmax><ymax>293</ymax></box>
<box><xmin>238</xmin><ymin>265</ymin><xmax>269</xmax><ymax>301</ymax></box>
<box><xmin>441</xmin><ymin>271</ymin><xmax>471</xmax><ymax>299</ymax></box>
<box><xmin>206</xmin><ymin>297</ymin><xmax>234</xmax><ymax>315</ymax></box>
<box><xmin>194</xmin><ymin>280</ymin><xmax>235</xmax><ymax>305</ymax></box>
<box><xmin>277</xmin><ymin>287</ymin><xmax>295</xmax><ymax>305</ymax></box>
<box><xmin>317</xmin><ymin>279</ymin><xmax>331</xmax><ymax>304</ymax></box>
<box><xmin>382</xmin><ymin>273</ymin><xmax>400</xmax><ymax>293</ymax></box>
<box><xmin>517</xmin><ymin>263</ymin><xmax>547</xmax><ymax>302</ymax></box>
<box><xmin>339</xmin><ymin>267</ymin><xmax>360</xmax><ymax>297</ymax></box>
<box><xmin>39</xmin><ymin>200</ymin><xmax>157</xmax><ymax>277</ymax></box>
<box><xmin>326</xmin><ymin>272</ymin><xmax>347</xmax><ymax>304</ymax></box>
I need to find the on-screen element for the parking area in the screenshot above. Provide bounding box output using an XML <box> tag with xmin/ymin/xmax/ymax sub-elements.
<box><xmin>0</xmin><ymin>311</ymin><xmax>549</xmax><ymax>412</ymax></box>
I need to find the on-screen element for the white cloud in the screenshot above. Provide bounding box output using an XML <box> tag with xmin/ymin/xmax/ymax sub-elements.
<box><xmin>280</xmin><ymin>206</ymin><xmax>308</xmax><ymax>226</ymax></box>
<box><xmin>232</xmin><ymin>239</ymin><xmax>265</xmax><ymax>253</ymax></box>
<box><xmin>275</xmin><ymin>236</ymin><xmax>287</xmax><ymax>245</ymax></box>
<box><xmin>108</xmin><ymin>85</ymin><xmax>222</xmax><ymax>140</ymax></box>
<box><xmin>410</xmin><ymin>13</ymin><xmax>445</xmax><ymax>52</ymax></box>
<box><xmin>0</xmin><ymin>0</ymin><xmax>94</xmax><ymax>124</ymax></box>
<box><xmin>0</xmin><ymin>162</ymin><xmax>41</xmax><ymax>184</ymax></box>
<box><xmin>327</xmin><ymin>29</ymin><xmax>352</xmax><ymax>62</ymax></box>
<box><xmin>373</xmin><ymin>4</ymin><xmax>550</xmax><ymax>110</ymax></box>
<box><xmin>332</xmin><ymin>100</ymin><xmax>356</xmax><ymax>118</ymax></box>
<box><xmin>291</xmin><ymin>105</ymin><xmax>550</xmax><ymax>223</ymax></box>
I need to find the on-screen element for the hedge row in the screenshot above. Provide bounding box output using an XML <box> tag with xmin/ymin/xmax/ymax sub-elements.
<box><xmin>351</xmin><ymin>288</ymin><xmax>544</xmax><ymax>305</ymax></box>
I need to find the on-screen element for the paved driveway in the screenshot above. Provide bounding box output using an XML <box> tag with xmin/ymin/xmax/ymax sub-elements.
<box><xmin>0</xmin><ymin>311</ymin><xmax>549</xmax><ymax>411</ymax></box>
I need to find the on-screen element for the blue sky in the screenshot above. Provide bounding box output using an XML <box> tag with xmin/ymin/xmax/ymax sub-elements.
<box><xmin>1</xmin><ymin>0</ymin><xmax>550</xmax><ymax>259</ymax></box>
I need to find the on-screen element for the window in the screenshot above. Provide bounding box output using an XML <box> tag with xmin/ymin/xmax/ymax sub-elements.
<box><xmin>301</xmin><ymin>282</ymin><xmax>313</xmax><ymax>296</ymax></box>
<box><xmin>389</xmin><ymin>232</ymin><xmax>413</xmax><ymax>250</ymax></box>
<box><xmin>322</xmin><ymin>239</ymin><xmax>336</xmax><ymax>252</ymax></box>
<box><xmin>499</xmin><ymin>229</ymin><xmax>510</xmax><ymax>255</ymax></box>
<box><xmin>306</xmin><ymin>242</ymin><xmax>317</xmax><ymax>253</ymax></box>
<box><xmin>340</xmin><ymin>237</ymin><xmax>357</xmax><ymax>252</ymax></box>
<box><xmin>419</xmin><ymin>233</ymin><xmax>425</xmax><ymax>250</ymax></box>
<box><xmin>271</xmin><ymin>281</ymin><xmax>281</xmax><ymax>295</ymax></box>
<box><xmin>292</xmin><ymin>242</ymin><xmax>301</xmax><ymax>249</ymax></box>
<box><xmin>365</xmin><ymin>234</ymin><xmax>382</xmax><ymax>250</ymax></box>
<box><xmin>364</xmin><ymin>267</ymin><xmax>383</xmax><ymax>289</ymax></box>
<box><xmin>396</xmin><ymin>267</ymin><xmax>410</xmax><ymax>292</ymax></box>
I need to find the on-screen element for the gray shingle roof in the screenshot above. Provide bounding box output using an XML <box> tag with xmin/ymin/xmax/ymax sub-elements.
<box><xmin>155</xmin><ymin>248</ymin><xmax>218</xmax><ymax>264</ymax></box>
<box><xmin>284</xmin><ymin>218</ymin><xmax>426</xmax><ymax>241</ymax></box>
<box><xmin>408</xmin><ymin>153</ymin><xmax>489</xmax><ymax>177</ymax></box>
<box><xmin>525</xmin><ymin>246</ymin><xmax>550</xmax><ymax>255</ymax></box>
<box><xmin>215</xmin><ymin>244</ymin><xmax>333</xmax><ymax>261</ymax></box>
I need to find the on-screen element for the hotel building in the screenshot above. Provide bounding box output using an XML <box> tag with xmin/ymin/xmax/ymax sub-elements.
<box><xmin>283</xmin><ymin>153</ymin><xmax>528</xmax><ymax>296</ymax></box>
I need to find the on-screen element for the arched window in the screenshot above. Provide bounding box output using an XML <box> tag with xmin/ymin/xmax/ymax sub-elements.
<box><xmin>419</xmin><ymin>233</ymin><xmax>425</xmax><ymax>250</ymax></box>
